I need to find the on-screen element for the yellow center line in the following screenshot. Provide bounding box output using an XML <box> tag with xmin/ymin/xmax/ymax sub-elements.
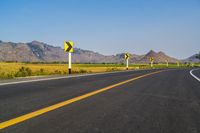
<box><xmin>0</xmin><ymin>70</ymin><xmax>165</xmax><ymax>130</ymax></box>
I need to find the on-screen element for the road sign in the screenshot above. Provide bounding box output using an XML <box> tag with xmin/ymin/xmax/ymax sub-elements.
<box><xmin>177</xmin><ymin>61</ymin><xmax>180</xmax><ymax>67</ymax></box>
<box><xmin>124</xmin><ymin>53</ymin><xmax>130</xmax><ymax>60</ymax></box>
<box><xmin>150</xmin><ymin>57</ymin><xmax>154</xmax><ymax>67</ymax></box>
<box><xmin>150</xmin><ymin>57</ymin><xmax>154</xmax><ymax>62</ymax></box>
<box><xmin>64</xmin><ymin>41</ymin><xmax>74</xmax><ymax>53</ymax></box>
<box><xmin>124</xmin><ymin>53</ymin><xmax>130</xmax><ymax>70</ymax></box>
<box><xmin>165</xmin><ymin>59</ymin><xmax>169</xmax><ymax>67</ymax></box>
<box><xmin>64</xmin><ymin>41</ymin><xmax>74</xmax><ymax>74</ymax></box>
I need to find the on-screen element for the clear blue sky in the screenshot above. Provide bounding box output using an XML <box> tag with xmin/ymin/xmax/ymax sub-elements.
<box><xmin>0</xmin><ymin>0</ymin><xmax>200</xmax><ymax>59</ymax></box>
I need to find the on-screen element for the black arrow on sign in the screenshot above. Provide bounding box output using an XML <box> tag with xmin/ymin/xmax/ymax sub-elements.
<box><xmin>66</xmin><ymin>42</ymin><xmax>72</xmax><ymax>52</ymax></box>
<box><xmin>125</xmin><ymin>54</ymin><xmax>129</xmax><ymax>59</ymax></box>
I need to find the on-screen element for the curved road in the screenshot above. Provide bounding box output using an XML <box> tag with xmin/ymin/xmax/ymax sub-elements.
<box><xmin>0</xmin><ymin>68</ymin><xmax>200</xmax><ymax>133</ymax></box>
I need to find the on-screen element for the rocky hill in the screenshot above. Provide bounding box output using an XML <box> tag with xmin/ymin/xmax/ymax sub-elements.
<box><xmin>0</xmin><ymin>40</ymin><xmax>181</xmax><ymax>63</ymax></box>
<box><xmin>138</xmin><ymin>50</ymin><xmax>180</xmax><ymax>63</ymax></box>
<box><xmin>183</xmin><ymin>53</ymin><xmax>200</xmax><ymax>63</ymax></box>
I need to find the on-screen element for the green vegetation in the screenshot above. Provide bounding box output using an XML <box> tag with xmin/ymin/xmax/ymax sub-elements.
<box><xmin>0</xmin><ymin>62</ymin><xmax>199</xmax><ymax>79</ymax></box>
<box><xmin>15</xmin><ymin>67</ymin><xmax>32</xmax><ymax>77</ymax></box>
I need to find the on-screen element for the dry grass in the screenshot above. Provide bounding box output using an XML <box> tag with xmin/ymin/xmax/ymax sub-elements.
<box><xmin>0</xmin><ymin>62</ymin><xmax>198</xmax><ymax>79</ymax></box>
<box><xmin>0</xmin><ymin>62</ymin><xmax>134</xmax><ymax>79</ymax></box>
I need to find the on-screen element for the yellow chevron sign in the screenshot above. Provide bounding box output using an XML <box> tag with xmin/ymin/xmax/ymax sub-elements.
<box><xmin>150</xmin><ymin>57</ymin><xmax>154</xmax><ymax>62</ymax></box>
<box><xmin>124</xmin><ymin>53</ymin><xmax>130</xmax><ymax>60</ymax></box>
<box><xmin>64</xmin><ymin>41</ymin><xmax>74</xmax><ymax>52</ymax></box>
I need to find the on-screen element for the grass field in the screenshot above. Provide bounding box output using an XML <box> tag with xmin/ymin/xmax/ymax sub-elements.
<box><xmin>0</xmin><ymin>62</ymin><xmax>199</xmax><ymax>79</ymax></box>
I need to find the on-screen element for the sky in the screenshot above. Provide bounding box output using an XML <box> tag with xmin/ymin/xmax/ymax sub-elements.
<box><xmin>0</xmin><ymin>0</ymin><xmax>200</xmax><ymax>59</ymax></box>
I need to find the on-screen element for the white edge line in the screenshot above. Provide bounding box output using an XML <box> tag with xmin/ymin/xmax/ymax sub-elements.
<box><xmin>0</xmin><ymin>69</ymin><xmax>150</xmax><ymax>86</ymax></box>
<box><xmin>190</xmin><ymin>68</ymin><xmax>200</xmax><ymax>82</ymax></box>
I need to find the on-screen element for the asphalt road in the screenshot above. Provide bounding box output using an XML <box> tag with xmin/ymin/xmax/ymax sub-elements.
<box><xmin>0</xmin><ymin>68</ymin><xmax>200</xmax><ymax>133</ymax></box>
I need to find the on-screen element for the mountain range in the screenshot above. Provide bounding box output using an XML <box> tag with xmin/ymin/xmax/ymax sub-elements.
<box><xmin>0</xmin><ymin>40</ymin><xmax>199</xmax><ymax>63</ymax></box>
<box><xmin>183</xmin><ymin>54</ymin><xmax>200</xmax><ymax>63</ymax></box>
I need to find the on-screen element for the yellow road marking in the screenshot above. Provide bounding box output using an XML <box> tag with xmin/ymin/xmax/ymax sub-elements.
<box><xmin>0</xmin><ymin>70</ymin><xmax>164</xmax><ymax>129</ymax></box>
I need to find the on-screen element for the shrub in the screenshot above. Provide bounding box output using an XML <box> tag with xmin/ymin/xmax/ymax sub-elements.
<box><xmin>79</xmin><ymin>69</ymin><xmax>87</xmax><ymax>73</ymax></box>
<box><xmin>40</xmin><ymin>68</ymin><xmax>44</xmax><ymax>73</ymax></box>
<box><xmin>15</xmin><ymin>67</ymin><xmax>32</xmax><ymax>77</ymax></box>
<box><xmin>106</xmin><ymin>67</ymin><xmax>120</xmax><ymax>72</ymax></box>
<box><xmin>54</xmin><ymin>70</ymin><xmax>62</xmax><ymax>74</ymax></box>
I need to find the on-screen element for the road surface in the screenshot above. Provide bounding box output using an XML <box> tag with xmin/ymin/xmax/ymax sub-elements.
<box><xmin>0</xmin><ymin>68</ymin><xmax>200</xmax><ymax>133</ymax></box>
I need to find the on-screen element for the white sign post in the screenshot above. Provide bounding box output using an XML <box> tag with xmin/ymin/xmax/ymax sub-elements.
<box><xmin>64</xmin><ymin>41</ymin><xmax>74</xmax><ymax>75</ymax></box>
<box><xmin>68</xmin><ymin>52</ymin><xmax>72</xmax><ymax>74</ymax></box>
<box><xmin>151</xmin><ymin>62</ymin><xmax>153</xmax><ymax>67</ymax></box>
<box><xmin>124</xmin><ymin>53</ymin><xmax>130</xmax><ymax>70</ymax></box>
<box><xmin>150</xmin><ymin>57</ymin><xmax>154</xmax><ymax>68</ymax></box>
<box><xmin>126</xmin><ymin>59</ymin><xmax>129</xmax><ymax>70</ymax></box>
<box><xmin>177</xmin><ymin>62</ymin><xmax>179</xmax><ymax>67</ymax></box>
